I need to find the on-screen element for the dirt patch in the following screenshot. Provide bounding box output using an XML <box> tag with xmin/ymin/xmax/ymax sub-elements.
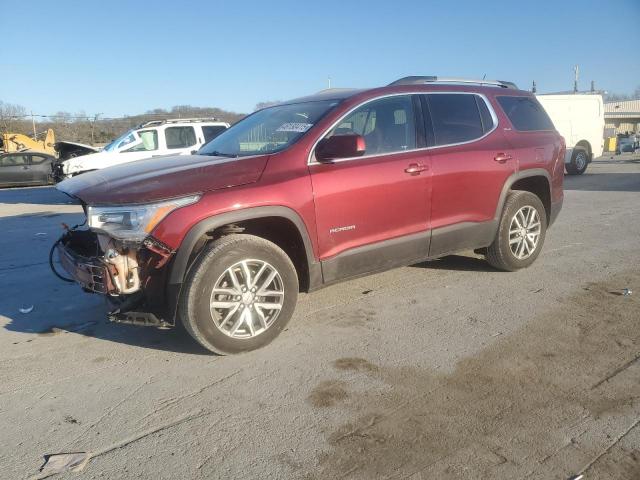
<box><xmin>330</xmin><ymin>307</ymin><xmax>377</xmax><ymax>329</ymax></box>
<box><xmin>333</xmin><ymin>358</ymin><xmax>378</xmax><ymax>373</ymax></box>
<box><xmin>63</xmin><ymin>415</ymin><xmax>79</xmax><ymax>425</ymax></box>
<box><xmin>307</xmin><ymin>270</ymin><xmax>640</xmax><ymax>479</ymax></box>
<box><xmin>307</xmin><ymin>380</ymin><xmax>349</xmax><ymax>408</ymax></box>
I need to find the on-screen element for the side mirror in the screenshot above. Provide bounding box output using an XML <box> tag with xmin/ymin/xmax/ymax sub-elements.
<box><xmin>315</xmin><ymin>134</ymin><xmax>366</xmax><ymax>162</ymax></box>
<box><xmin>190</xmin><ymin>149</ymin><xmax>198</xmax><ymax>155</ymax></box>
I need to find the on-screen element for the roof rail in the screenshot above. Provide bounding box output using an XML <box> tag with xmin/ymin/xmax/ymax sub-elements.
<box><xmin>138</xmin><ymin>117</ymin><xmax>223</xmax><ymax>128</ymax></box>
<box><xmin>388</xmin><ymin>76</ymin><xmax>518</xmax><ymax>89</ymax></box>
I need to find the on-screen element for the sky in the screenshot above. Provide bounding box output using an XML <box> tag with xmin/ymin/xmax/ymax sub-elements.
<box><xmin>2</xmin><ymin>0</ymin><xmax>639</xmax><ymax>118</ymax></box>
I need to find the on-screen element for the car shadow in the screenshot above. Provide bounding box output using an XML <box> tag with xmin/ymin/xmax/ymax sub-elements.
<box><xmin>411</xmin><ymin>254</ymin><xmax>497</xmax><ymax>272</ymax></box>
<box><xmin>2</xmin><ymin>305</ymin><xmax>211</xmax><ymax>355</ymax></box>
<box><xmin>0</xmin><ymin>211</ymin><xmax>211</xmax><ymax>355</ymax></box>
<box><xmin>0</xmin><ymin>186</ymin><xmax>77</xmax><ymax>205</ymax></box>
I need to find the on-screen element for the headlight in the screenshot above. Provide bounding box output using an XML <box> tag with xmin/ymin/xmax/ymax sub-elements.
<box><xmin>87</xmin><ymin>195</ymin><xmax>200</xmax><ymax>241</ymax></box>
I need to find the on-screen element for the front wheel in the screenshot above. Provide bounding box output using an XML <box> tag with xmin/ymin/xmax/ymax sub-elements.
<box><xmin>485</xmin><ymin>191</ymin><xmax>547</xmax><ymax>271</ymax></box>
<box><xmin>566</xmin><ymin>149</ymin><xmax>589</xmax><ymax>175</ymax></box>
<box><xmin>179</xmin><ymin>234</ymin><xmax>298</xmax><ymax>354</ymax></box>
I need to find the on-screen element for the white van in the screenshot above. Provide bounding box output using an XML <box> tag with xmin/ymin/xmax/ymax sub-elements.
<box><xmin>57</xmin><ymin>118</ymin><xmax>230</xmax><ymax>179</ymax></box>
<box><xmin>536</xmin><ymin>94</ymin><xmax>604</xmax><ymax>175</ymax></box>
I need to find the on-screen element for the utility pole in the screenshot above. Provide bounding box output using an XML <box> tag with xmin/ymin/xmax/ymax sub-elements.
<box><xmin>31</xmin><ymin>111</ymin><xmax>37</xmax><ymax>139</ymax></box>
<box><xmin>573</xmin><ymin>65</ymin><xmax>579</xmax><ymax>93</ymax></box>
<box><xmin>91</xmin><ymin>113</ymin><xmax>102</xmax><ymax>145</ymax></box>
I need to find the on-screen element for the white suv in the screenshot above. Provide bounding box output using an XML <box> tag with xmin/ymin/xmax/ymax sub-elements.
<box><xmin>57</xmin><ymin>118</ymin><xmax>230</xmax><ymax>179</ymax></box>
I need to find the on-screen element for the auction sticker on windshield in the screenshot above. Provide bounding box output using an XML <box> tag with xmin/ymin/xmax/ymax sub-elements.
<box><xmin>276</xmin><ymin>123</ymin><xmax>313</xmax><ymax>133</ymax></box>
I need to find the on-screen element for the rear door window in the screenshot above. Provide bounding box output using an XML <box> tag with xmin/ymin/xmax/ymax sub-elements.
<box><xmin>476</xmin><ymin>96</ymin><xmax>495</xmax><ymax>133</ymax></box>
<box><xmin>30</xmin><ymin>155</ymin><xmax>50</xmax><ymax>164</ymax></box>
<box><xmin>165</xmin><ymin>126</ymin><xmax>197</xmax><ymax>149</ymax></box>
<box><xmin>426</xmin><ymin>94</ymin><xmax>485</xmax><ymax>146</ymax></box>
<box><xmin>496</xmin><ymin>96</ymin><xmax>554</xmax><ymax>131</ymax></box>
<box><xmin>202</xmin><ymin>125</ymin><xmax>227</xmax><ymax>143</ymax></box>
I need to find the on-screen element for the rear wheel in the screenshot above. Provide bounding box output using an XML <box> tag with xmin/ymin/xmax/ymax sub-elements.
<box><xmin>485</xmin><ymin>191</ymin><xmax>547</xmax><ymax>271</ymax></box>
<box><xmin>566</xmin><ymin>148</ymin><xmax>589</xmax><ymax>175</ymax></box>
<box><xmin>179</xmin><ymin>234</ymin><xmax>298</xmax><ymax>355</ymax></box>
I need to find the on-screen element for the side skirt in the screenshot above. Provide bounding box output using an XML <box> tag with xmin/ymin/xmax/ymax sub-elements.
<box><xmin>428</xmin><ymin>221</ymin><xmax>497</xmax><ymax>258</ymax></box>
<box><xmin>321</xmin><ymin>231</ymin><xmax>430</xmax><ymax>284</ymax></box>
<box><xmin>319</xmin><ymin>220</ymin><xmax>498</xmax><ymax>286</ymax></box>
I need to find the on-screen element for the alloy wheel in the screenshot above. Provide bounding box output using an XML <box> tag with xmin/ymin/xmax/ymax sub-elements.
<box><xmin>508</xmin><ymin>206</ymin><xmax>541</xmax><ymax>260</ymax></box>
<box><xmin>209</xmin><ymin>259</ymin><xmax>284</xmax><ymax>339</ymax></box>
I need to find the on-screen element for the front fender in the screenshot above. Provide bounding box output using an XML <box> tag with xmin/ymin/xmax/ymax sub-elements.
<box><xmin>166</xmin><ymin>206</ymin><xmax>319</xmax><ymax>287</ymax></box>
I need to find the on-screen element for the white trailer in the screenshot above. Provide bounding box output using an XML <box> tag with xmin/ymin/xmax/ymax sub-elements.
<box><xmin>536</xmin><ymin>93</ymin><xmax>604</xmax><ymax>175</ymax></box>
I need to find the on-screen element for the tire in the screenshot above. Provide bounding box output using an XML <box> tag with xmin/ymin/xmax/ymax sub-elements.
<box><xmin>179</xmin><ymin>234</ymin><xmax>298</xmax><ymax>355</ymax></box>
<box><xmin>485</xmin><ymin>191</ymin><xmax>547</xmax><ymax>272</ymax></box>
<box><xmin>565</xmin><ymin>148</ymin><xmax>589</xmax><ymax>175</ymax></box>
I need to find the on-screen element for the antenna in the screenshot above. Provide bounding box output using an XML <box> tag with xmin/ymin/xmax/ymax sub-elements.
<box><xmin>573</xmin><ymin>65</ymin><xmax>579</xmax><ymax>93</ymax></box>
<box><xmin>532</xmin><ymin>80</ymin><xmax>537</xmax><ymax>93</ymax></box>
<box><xmin>327</xmin><ymin>76</ymin><xmax>332</xmax><ymax>89</ymax></box>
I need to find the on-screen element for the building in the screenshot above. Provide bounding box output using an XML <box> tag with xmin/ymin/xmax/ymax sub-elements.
<box><xmin>604</xmin><ymin>100</ymin><xmax>640</xmax><ymax>135</ymax></box>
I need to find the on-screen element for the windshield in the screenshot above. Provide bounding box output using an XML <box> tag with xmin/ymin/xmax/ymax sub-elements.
<box><xmin>198</xmin><ymin>100</ymin><xmax>340</xmax><ymax>157</ymax></box>
<box><xmin>103</xmin><ymin>130</ymin><xmax>137</xmax><ymax>152</ymax></box>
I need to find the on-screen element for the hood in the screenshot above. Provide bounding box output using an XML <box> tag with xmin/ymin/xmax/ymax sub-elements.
<box><xmin>54</xmin><ymin>141</ymin><xmax>100</xmax><ymax>159</ymax></box>
<box><xmin>56</xmin><ymin>154</ymin><xmax>268</xmax><ymax>205</ymax></box>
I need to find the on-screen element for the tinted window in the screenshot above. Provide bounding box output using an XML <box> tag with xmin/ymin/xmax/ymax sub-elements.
<box><xmin>327</xmin><ymin>95</ymin><xmax>416</xmax><ymax>155</ymax></box>
<box><xmin>30</xmin><ymin>155</ymin><xmax>50</xmax><ymax>164</ymax></box>
<box><xmin>125</xmin><ymin>130</ymin><xmax>158</xmax><ymax>152</ymax></box>
<box><xmin>497</xmin><ymin>96</ymin><xmax>554</xmax><ymax>131</ymax></box>
<box><xmin>202</xmin><ymin>125</ymin><xmax>227</xmax><ymax>142</ymax></box>
<box><xmin>427</xmin><ymin>94</ymin><xmax>484</xmax><ymax>145</ymax></box>
<box><xmin>0</xmin><ymin>154</ymin><xmax>28</xmax><ymax>167</ymax></box>
<box><xmin>165</xmin><ymin>126</ymin><xmax>196</xmax><ymax>149</ymax></box>
<box><xmin>476</xmin><ymin>97</ymin><xmax>495</xmax><ymax>133</ymax></box>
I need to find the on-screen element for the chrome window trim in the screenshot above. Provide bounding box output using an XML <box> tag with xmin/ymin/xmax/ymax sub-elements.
<box><xmin>307</xmin><ymin>91</ymin><xmax>499</xmax><ymax>165</ymax></box>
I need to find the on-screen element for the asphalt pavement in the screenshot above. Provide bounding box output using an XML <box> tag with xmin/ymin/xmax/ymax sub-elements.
<box><xmin>0</xmin><ymin>154</ymin><xmax>639</xmax><ymax>479</ymax></box>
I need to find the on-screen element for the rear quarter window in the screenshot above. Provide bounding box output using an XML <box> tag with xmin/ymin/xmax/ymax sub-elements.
<box><xmin>497</xmin><ymin>96</ymin><xmax>554</xmax><ymax>131</ymax></box>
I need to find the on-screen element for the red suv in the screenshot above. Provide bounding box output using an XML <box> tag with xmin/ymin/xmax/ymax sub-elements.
<box><xmin>54</xmin><ymin>76</ymin><xmax>565</xmax><ymax>354</ymax></box>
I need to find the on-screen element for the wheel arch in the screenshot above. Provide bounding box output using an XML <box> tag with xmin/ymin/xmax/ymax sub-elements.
<box><xmin>494</xmin><ymin>170</ymin><xmax>552</xmax><ymax>224</ymax></box>
<box><xmin>167</xmin><ymin>206</ymin><xmax>321</xmax><ymax>292</ymax></box>
<box><xmin>575</xmin><ymin>140</ymin><xmax>592</xmax><ymax>159</ymax></box>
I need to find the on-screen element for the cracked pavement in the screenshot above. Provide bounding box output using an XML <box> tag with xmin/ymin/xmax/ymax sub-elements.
<box><xmin>0</xmin><ymin>155</ymin><xmax>639</xmax><ymax>479</ymax></box>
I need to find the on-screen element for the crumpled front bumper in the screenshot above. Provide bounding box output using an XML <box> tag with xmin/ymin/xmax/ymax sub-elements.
<box><xmin>57</xmin><ymin>241</ymin><xmax>115</xmax><ymax>294</ymax></box>
<box><xmin>53</xmin><ymin>229</ymin><xmax>177</xmax><ymax>327</ymax></box>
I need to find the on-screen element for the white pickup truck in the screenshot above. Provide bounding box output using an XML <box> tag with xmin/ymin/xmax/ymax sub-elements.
<box><xmin>56</xmin><ymin>118</ymin><xmax>230</xmax><ymax>180</ymax></box>
<box><xmin>536</xmin><ymin>94</ymin><xmax>604</xmax><ymax>175</ymax></box>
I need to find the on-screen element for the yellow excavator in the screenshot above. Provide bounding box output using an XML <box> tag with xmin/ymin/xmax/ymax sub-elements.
<box><xmin>0</xmin><ymin>128</ymin><xmax>56</xmax><ymax>155</ymax></box>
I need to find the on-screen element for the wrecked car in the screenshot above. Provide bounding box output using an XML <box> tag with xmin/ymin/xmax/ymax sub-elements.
<box><xmin>53</xmin><ymin>77</ymin><xmax>564</xmax><ymax>355</ymax></box>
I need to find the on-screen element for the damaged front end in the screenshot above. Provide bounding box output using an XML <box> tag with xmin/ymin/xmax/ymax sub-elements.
<box><xmin>55</xmin><ymin>228</ymin><xmax>175</xmax><ymax>327</ymax></box>
<box><xmin>52</xmin><ymin>195</ymin><xmax>200</xmax><ymax>328</ymax></box>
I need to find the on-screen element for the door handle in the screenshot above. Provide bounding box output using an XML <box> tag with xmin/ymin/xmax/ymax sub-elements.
<box><xmin>404</xmin><ymin>163</ymin><xmax>429</xmax><ymax>175</ymax></box>
<box><xmin>494</xmin><ymin>153</ymin><xmax>513</xmax><ymax>163</ymax></box>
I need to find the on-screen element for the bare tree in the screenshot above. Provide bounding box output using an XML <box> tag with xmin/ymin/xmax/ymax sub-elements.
<box><xmin>0</xmin><ymin>101</ymin><xmax>27</xmax><ymax>135</ymax></box>
<box><xmin>1</xmin><ymin>101</ymin><xmax>246</xmax><ymax>146</ymax></box>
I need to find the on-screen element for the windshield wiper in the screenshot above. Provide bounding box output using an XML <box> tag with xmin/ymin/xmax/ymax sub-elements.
<box><xmin>201</xmin><ymin>150</ymin><xmax>238</xmax><ymax>158</ymax></box>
